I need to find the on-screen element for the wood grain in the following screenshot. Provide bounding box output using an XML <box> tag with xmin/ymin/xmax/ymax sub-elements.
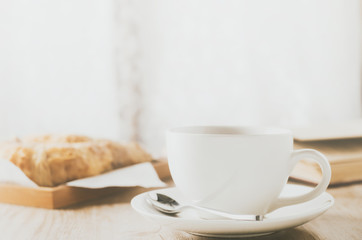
<box><xmin>0</xmin><ymin>182</ymin><xmax>361</xmax><ymax>240</ymax></box>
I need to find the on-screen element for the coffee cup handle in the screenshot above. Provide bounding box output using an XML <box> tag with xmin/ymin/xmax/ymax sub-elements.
<box><xmin>270</xmin><ymin>149</ymin><xmax>331</xmax><ymax>211</ymax></box>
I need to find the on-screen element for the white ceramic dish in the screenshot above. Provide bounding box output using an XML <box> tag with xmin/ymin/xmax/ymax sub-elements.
<box><xmin>131</xmin><ymin>184</ymin><xmax>334</xmax><ymax>238</ymax></box>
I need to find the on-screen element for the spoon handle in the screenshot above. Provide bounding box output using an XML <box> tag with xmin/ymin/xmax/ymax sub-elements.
<box><xmin>185</xmin><ymin>205</ymin><xmax>264</xmax><ymax>221</ymax></box>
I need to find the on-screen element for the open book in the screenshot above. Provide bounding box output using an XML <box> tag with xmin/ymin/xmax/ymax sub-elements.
<box><xmin>290</xmin><ymin>120</ymin><xmax>362</xmax><ymax>186</ymax></box>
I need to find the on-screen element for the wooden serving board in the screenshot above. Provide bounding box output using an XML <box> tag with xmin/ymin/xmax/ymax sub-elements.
<box><xmin>0</xmin><ymin>160</ymin><xmax>171</xmax><ymax>209</ymax></box>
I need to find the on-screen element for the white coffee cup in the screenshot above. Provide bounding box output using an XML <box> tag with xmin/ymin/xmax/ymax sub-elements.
<box><xmin>167</xmin><ymin>126</ymin><xmax>331</xmax><ymax>215</ymax></box>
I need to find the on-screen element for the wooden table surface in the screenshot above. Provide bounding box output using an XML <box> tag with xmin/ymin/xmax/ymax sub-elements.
<box><xmin>0</xmin><ymin>181</ymin><xmax>361</xmax><ymax>240</ymax></box>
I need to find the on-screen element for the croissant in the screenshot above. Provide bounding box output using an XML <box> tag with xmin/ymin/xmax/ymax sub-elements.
<box><xmin>0</xmin><ymin>135</ymin><xmax>152</xmax><ymax>187</ymax></box>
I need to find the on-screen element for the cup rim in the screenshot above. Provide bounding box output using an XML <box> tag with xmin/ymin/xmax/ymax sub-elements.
<box><xmin>167</xmin><ymin>125</ymin><xmax>292</xmax><ymax>136</ymax></box>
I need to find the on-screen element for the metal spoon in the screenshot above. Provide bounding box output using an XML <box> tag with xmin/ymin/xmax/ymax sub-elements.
<box><xmin>146</xmin><ymin>193</ymin><xmax>263</xmax><ymax>221</ymax></box>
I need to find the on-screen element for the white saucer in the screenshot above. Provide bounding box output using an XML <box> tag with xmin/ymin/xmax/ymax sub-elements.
<box><xmin>131</xmin><ymin>184</ymin><xmax>334</xmax><ymax>238</ymax></box>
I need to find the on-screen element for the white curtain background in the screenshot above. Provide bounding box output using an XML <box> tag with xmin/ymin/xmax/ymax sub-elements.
<box><xmin>0</xmin><ymin>0</ymin><xmax>361</xmax><ymax>157</ymax></box>
<box><xmin>0</xmin><ymin>1</ymin><xmax>120</xmax><ymax>140</ymax></box>
<box><xmin>136</xmin><ymin>0</ymin><xmax>361</xmax><ymax>156</ymax></box>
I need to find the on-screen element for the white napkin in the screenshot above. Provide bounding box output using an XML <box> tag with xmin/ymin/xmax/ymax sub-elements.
<box><xmin>67</xmin><ymin>162</ymin><xmax>166</xmax><ymax>188</ymax></box>
<box><xmin>0</xmin><ymin>159</ymin><xmax>166</xmax><ymax>189</ymax></box>
<box><xmin>0</xmin><ymin>159</ymin><xmax>38</xmax><ymax>187</ymax></box>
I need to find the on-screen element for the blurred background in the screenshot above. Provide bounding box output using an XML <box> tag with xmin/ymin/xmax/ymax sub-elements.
<box><xmin>0</xmin><ymin>0</ymin><xmax>360</xmax><ymax>157</ymax></box>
